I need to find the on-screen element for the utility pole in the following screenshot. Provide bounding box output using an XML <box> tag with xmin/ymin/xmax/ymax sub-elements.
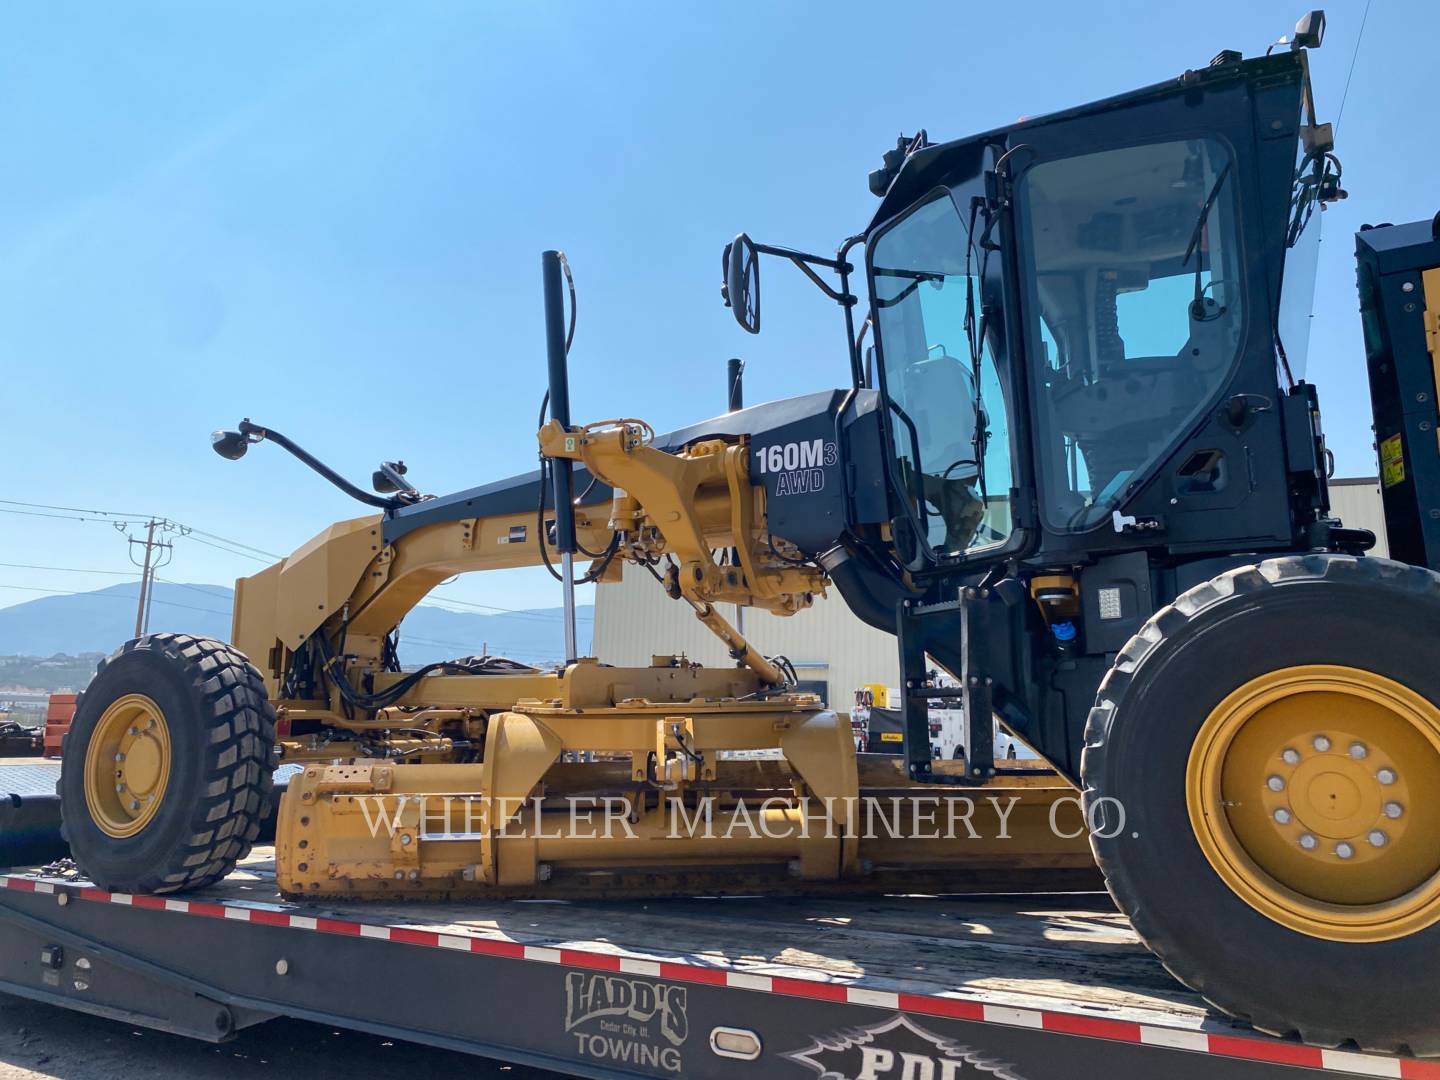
<box><xmin>133</xmin><ymin>520</ymin><xmax>156</xmax><ymax>638</ymax></box>
<box><xmin>125</xmin><ymin>519</ymin><xmax>176</xmax><ymax>638</ymax></box>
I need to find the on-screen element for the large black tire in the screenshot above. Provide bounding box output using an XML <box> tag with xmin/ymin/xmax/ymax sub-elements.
<box><xmin>1082</xmin><ymin>555</ymin><xmax>1440</xmax><ymax>1055</ymax></box>
<box><xmin>60</xmin><ymin>634</ymin><xmax>276</xmax><ymax>894</ymax></box>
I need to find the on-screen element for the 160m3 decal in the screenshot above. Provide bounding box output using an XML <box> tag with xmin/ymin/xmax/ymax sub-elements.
<box><xmin>756</xmin><ymin>438</ymin><xmax>839</xmax><ymax>497</ymax></box>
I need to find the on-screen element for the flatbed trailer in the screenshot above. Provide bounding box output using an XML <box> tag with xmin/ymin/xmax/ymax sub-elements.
<box><xmin>0</xmin><ymin>846</ymin><xmax>1429</xmax><ymax>1080</ymax></box>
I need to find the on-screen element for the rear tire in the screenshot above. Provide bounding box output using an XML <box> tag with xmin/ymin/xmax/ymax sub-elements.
<box><xmin>60</xmin><ymin>634</ymin><xmax>275</xmax><ymax>894</ymax></box>
<box><xmin>1082</xmin><ymin>555</ymin><xmax>1440</xmax><ymax>1055</ymax></box>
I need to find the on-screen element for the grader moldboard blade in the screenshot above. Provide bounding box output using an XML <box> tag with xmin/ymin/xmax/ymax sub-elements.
<box><xmin>274</xmin><ymin>685</ymin><xmax>1096</xmax><ymax>901</ymax></box>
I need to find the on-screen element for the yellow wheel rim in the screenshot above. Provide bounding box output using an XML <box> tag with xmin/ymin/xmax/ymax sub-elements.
<box><xmin>1188</xmin><ymin>665</ymin><xmax>1440</xmax><ymax>942</ymax></box>
<box><xmin>83</xmin><ymin>693</ymin><xmax>172</xmax><ymax>839</ymax></box>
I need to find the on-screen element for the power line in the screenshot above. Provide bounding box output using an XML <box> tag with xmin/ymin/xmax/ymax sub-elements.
<box><xmin>180</xmin><ymin>533</ymin><xmax>275</xmax><ymax>563</ymax></box>
<box><xmin>3</xmin><ymin>499</ymin><xmax>591</xmax><ymax>622</ymax></box>
<box><xmin>0</xmin><ymin>562</ymin><xmax>236</xmax><ymax>604</ymax></box>
<box><xmin>0</xmin><ymin>499</ymin><xmax>282</xmax><ymax>564</ymax></box>
<box><xmin>0</xmin><ymin>498</ymin><xmax>154</xmax><ymax>519</ymax></box>
<box><xmin>1334</xmin><ymin>0</ymin><xmax>1373</xmax><ymax>135</ymax></box>
<box><xmin>424</xmin><ymin>593</ymin><xmax>594</xmax><ymax>622</ymax></box>
<box><xmin>182</xmin><ymin>528</ymin><xmax>281</xmax><ymax>560</ymax></box>
<box><xmin>154</xmin><ymin>577</ymin><xmax>234</xmax><ymax>600</ymax></box>
<box><xmin>0</xmin><ymin>506</ymin><xmax>131</xmax><ymax>524</ymax></box>
<box><xmin>0</xmin><ymin>562</ymin><xmax>138</xmax><ymax>577</ymax></box>
<box><xmin>0</xmin><ymin>583</ymin><xmax>229</xmax><ymax>618</ymax></box>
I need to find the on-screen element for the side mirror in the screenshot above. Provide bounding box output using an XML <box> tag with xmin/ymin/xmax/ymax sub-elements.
<box><xmin>1292</xmin><ymin>9</ymin><xmax>1325</xmax><ymax>49</ymax></box>
<box><xmin>211</xmin><ymin>429</ymin><xmax>249</xmax><ymax>460</ymax></box>
<box><xmin>721</xmin><ymin>233</ymin><xmax>761</xmax><ymax>335</ymax></box>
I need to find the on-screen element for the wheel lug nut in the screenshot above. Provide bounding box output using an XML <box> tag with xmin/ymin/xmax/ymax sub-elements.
<box><xmin>113</xmin><ymin>752</ymin><xmax>125</xmax><ymax>763</ymax></box>
<box><xmin>1299</xmin><ymin>833</ymin><xmax>1318</xmax><ymax>850</ymax></box>
<box><xmin>1266</xmin><ymin>775</ymin><xmax>1286</xmax><ymax>792</ymax></box>
<box><xmin>128</xmin><ymin>800</ymin><xmax>141</xmax><ymax>811</ymax></box>
<box><xmin>1369</xmin><ymin>830</ymin><xmax>1388</xmax><ymax>848</ymax></box>
<box><xmin>1273</xmin><ymin>807</ymin><xmax>1293</xmax><ymax>824</ymax></box>
<box><xmin>1384</xmin><ymin>801</ymin><xmax>1404</xmax><ymax>819</ymax></box>
<box><xmin>1312</xmin><ymin>735</ymin><xmax>1331</xmax><ymax>752</ymax></box>
<box><xmin>1349</xmin><ymin>742</ymin><xmax>1369</xmax><ymax>760</ymax></box>
<box><xmin>1281</xmin><ymin>748</ymin><xmax>1301</xmax><ymax>765</ymax></box>
<box><xmin>1336</xmin><ymin>842</ymin><xmax>1355</xmax><ymax>859</ymax></box>
<box><xmin>1377</xmin><ymin>768</ymin><xmax>1397</xmax><ymax>785</ymax></box>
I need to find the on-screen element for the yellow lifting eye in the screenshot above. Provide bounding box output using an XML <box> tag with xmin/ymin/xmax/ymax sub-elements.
<box><xmin>1187</xmin><ymin>665</ymin><xmax>1440</xmax><ymax>943</ymax></box>
<box><xmin>83</xmin><ymin>694</ymin><xmax>172</xmax><ymax>839</ymax></box>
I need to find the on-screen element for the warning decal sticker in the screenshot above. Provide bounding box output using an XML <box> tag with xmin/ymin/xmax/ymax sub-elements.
<box><xmin>1380</xmin><ymin>433</ymin><xmax>1405</xmax><ymax>489</ymax></box>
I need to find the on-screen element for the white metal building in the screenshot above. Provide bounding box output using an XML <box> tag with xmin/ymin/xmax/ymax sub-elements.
<box><xmin>593</xmin><ymin>478</ymin><xmax>1389</xmax><ymax>706</ymax></box>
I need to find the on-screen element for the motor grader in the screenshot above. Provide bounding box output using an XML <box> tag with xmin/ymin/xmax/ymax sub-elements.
<box><xmin>58</xmin><ymin>9</ymin><xmax>1440</xmax><ymax>1057</ymax></box>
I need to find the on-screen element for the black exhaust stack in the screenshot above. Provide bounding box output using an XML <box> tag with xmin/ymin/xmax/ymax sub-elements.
<box><xmin>542</xmin><ymin>250</ymin><xmax>579</xmax><ymax>662</ymax></box>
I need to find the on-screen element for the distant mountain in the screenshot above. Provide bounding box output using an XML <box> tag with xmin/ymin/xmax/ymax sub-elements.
<box><xmin>0</xmin><ymin>582</ymin><xmax>591</xmax><ymax>667</ymax></box>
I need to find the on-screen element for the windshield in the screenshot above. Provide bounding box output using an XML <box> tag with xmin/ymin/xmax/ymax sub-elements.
<box><xmin>870</xmin><ymin>191</ymin><xmax>1014</xmax><ymax>556</ymax></box>
<box><xmin>1017</xmin><ymin>137</ymin><xmax>1245</xmax><ymax>532</ymax></box>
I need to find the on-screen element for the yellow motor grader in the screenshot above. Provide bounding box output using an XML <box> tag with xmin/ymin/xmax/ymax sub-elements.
<box><xmin>59</xmin><ymin>10</ymin><xmax>1440</xmax><ymax>1055</ymax></box>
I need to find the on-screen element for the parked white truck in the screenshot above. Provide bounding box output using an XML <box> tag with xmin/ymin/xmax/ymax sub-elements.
<box><xmin>852</xmin><ymin>679</ymin><xmax>1031</xmax><ymax>761</ymax></box>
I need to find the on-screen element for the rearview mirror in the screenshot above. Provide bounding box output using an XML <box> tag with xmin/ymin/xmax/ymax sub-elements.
<box><xmin>722</xmin><ymin>233</ymin><xmax>761</xmax><ymax>335</ymax></box>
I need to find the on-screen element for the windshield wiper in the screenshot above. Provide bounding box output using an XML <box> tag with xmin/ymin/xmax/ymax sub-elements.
<box><xmin>873</xmin><ymin>267</ymin><xmax>946</xmax><ymax>309</ymax></box>
<box><xmin>1182</xmin><ymin>161</ymin><xmax>1232</xmax><ymax>321</ymax></box>
<box><xmin>962</xmin><ymin>197</ymin><xmax>994</xmax><ymax>506</ymax></box>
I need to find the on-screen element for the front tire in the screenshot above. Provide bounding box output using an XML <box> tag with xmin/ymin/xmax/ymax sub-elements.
<box><xmin>60</xmin><ymin>634</ymin><xmax>276</xmax><ymax>894</ymax></box>
<box><xmin>1082</xmin><ymin>555</ymin><xmax>1440</xmax><ymax>1054</ymax></box>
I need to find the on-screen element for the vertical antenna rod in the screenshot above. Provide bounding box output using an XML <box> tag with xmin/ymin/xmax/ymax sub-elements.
<box><xmin>543</xmin><ymin>250</ymin><xmax>579</xmax><ymax>663</ymax></box>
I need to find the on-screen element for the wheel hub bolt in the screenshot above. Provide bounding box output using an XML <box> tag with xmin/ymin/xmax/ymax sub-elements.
<box><xmin>1336</xmin><ymin>842</ymin><xmax>1355</xmax><ymax>859</ymax></box>
<box><xmin>1384</xmin><ymin>801</ymin><xmax>1404</xmax><ymax>819</ymax></box>
<box><xmin>114</xmin><ymin>783</ymin><xmax>125</xmax><ymax>793</ymax></box>
<box><xmin>1266</xmin><ymin>775</ymin><xmax>1286</xmax><ymax>792</ymax></box>
<box><xmin>128</xmin><ymin>726</ymin><xmax>140</xmax><ymax>736</ymax></box>
<box><xmin>1349</xmin><ymin>742</ymin><xmax>1368</xmax><ymax>760</ymax></box>
<box><xmin>113</xmin><ymin>752</ymin><xmax>125</xmax><ymax>763</ymax></box>
<box><xmin>128</xmin><ymin>800</ymin><xmax>140</xmax><ymax>812</ymax></box>
<box><xmin>1369</xmin><ymin>830</ymin><xmax>1388</xmax><ymax>848</ymax></box>
<box><xmin>1299</xmin><ymin>833</ymin><xmax>1318</xmax><ymax>850</ymax></box>
<box><xmin>1273</xmin><ymin>807</ymin><xmax>1292</xmax><ymax>825</ymax></box>
<box><xmin>1282</xmin><ymin>748</ymin><xmax>1301</xmax><ymax>765</ymax></box>
<box><xmin>1377</xmin><ymin>768</ymin><xmax>1398</xmax><ymax>785</ymax></box>
<box><xmin>1312</xmin><ymin>735</ymin><xmax>1332</xmax><ymax>752</ymax></box>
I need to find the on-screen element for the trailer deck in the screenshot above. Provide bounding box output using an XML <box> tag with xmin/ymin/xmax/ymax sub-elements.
<box><xmin>0</xmin><ymin>846</ymin><xmax>1429</xmax><ymax>1079</ymax></box>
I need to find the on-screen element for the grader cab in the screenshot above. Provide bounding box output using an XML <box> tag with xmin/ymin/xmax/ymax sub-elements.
<box><xmin>59</xmin><ymin>10</ymin><xmax>1440</xmax><ymax>1057</ymax></box>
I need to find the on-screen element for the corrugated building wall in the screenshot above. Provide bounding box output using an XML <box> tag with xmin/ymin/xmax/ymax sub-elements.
<box><xmin>592</xmin><ymin>565</ymin><xmax>897</xmax><ymax>708</ymax></box>
<box><xmin>1327</xmin><ymin>477</ymin><xmax>1388</xmax><ymax>556</ymax></box>
<box><xmin>593</xmin><ymin>479</ymin><xmax>1389</xmax><ymax>706</ymax></box>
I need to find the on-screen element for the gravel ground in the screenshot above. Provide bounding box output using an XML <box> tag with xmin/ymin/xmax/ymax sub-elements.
<box><xmin>0</xmin><ymin>992</ymin><xmax>570</xmax><ymax>1079</ymax></box>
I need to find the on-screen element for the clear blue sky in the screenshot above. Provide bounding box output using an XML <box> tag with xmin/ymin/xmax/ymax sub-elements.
<box><xmin>2</xmin><ymin>1</ymin><xmax>1432</xmax><ymax>643</ymax></box>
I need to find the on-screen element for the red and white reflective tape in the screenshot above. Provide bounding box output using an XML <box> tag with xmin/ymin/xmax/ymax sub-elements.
<box><xmin>2</xmin><ymin>873</ymin><xmax>1433</xmax><ymax>1079</ymax></box>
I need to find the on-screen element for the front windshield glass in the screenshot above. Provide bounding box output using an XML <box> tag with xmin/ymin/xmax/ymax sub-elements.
<box><xmin>871</xmin><ymin>191</ymin><xmax>1014</xmax><ymax>556</ymax></box>
<box><xmin>1017</xmin><ymin>137</ymin><xmax>1244</xmax><ymax>532</ymax></box>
